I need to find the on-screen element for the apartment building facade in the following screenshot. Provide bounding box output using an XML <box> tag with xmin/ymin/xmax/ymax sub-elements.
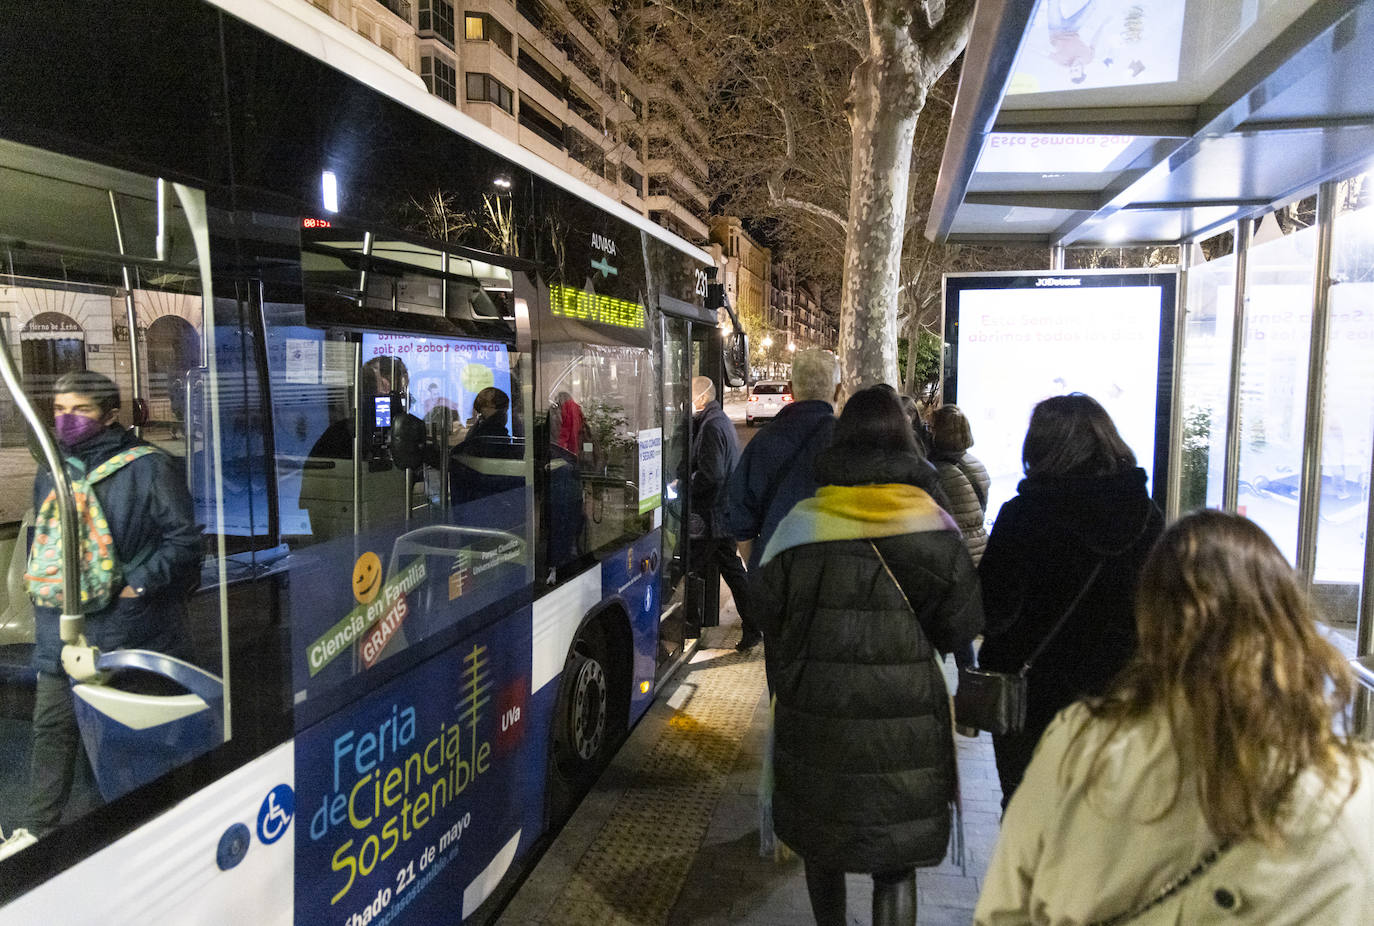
<box><xmin>303</xmin><ymin>0</ymin><xmax>711</xmax><ymax>241</ymax></box>
<box><xmin>707</xmin><ymin>216</ymin><xmax>770</xmax><ymax>331</ymax></box>
<box><xmin>771</xmin><ymin>263</ymin><xmax>837</xmax><ymax>352</ymax></box>
<box><xmin>708</xmin><ymin>216</ymin><xmax>837</xmax><ymax>378</ymax></box>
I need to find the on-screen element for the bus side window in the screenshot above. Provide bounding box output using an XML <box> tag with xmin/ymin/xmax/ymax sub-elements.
<box><xmin>539</xmin><ymin>342</ymin><xmax>656</xmax><ymax>566</ymax></box>
<box><xmin>0</xmin><ymin>140</ymin><xmax>232</xmax><ymax>847</ymax></box>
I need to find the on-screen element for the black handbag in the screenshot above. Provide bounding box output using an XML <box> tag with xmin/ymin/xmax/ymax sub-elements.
<box><xmin>951</xmin><ymin>666</ymin><xmax>1027</xmax><ymax>736</ymax></box>
<box><xmin>954</xmin><ymin>560</ymin><xmax>1104</xmax><ymax>736</ymax></box>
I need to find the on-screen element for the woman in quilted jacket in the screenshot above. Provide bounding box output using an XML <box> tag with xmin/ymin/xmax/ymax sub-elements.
<box><xmin>754</xmin><ymin>386</ymin><xmax>983</xmax><ymax>926</ymax></box>
<box><xmin>929</xmin><ymin>405</ymin><xmax>991</xmax><ymax>565</ymax></box>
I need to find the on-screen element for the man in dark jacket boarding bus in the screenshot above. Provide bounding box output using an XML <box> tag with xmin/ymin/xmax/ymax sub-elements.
<box><xmin>23</xmin><ymin>371</ymin><xmax>201</xmax><ymax>840</ymax></box>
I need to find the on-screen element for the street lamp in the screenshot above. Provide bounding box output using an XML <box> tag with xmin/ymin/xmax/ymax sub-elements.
<box><xmin>761</xmin><ymin>335</ymin><xmax>773</xmax><ymax>379</ymax></box>
<box><xmin>786</xmin><ymin>341</ymin><xmax>796</xmax><ymax>379</ymax></box>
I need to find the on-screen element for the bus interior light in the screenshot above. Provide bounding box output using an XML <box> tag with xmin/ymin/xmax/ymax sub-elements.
<box><xmin>322</xmin><ymin>170</ymin><xmax>339</xmax><ymax>213</ymax></box>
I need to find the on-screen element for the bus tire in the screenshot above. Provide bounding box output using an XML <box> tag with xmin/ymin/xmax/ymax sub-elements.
<box><xmin>548</xmin><ymin>615</ymin><xmax>631</xmax><ymax>826</ymax></box>
<box><xmin>553</xmin><ymin>630</ymin><xmax>612</xmax><ymax>785</ymax></box>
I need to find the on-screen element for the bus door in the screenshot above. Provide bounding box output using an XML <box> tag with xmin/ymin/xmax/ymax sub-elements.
<box><xmin>657</xmin><ymin>300</ymin><xmax>728</xmax><ymax>667</ymax></box>
<box><xmin>0</xmin><ymin>137</ymin><xmax>236</xmax><ymax>852</ymax></box>
<box><xmin>658</xmin><ymin>288</ymin><xmax>748</xmax><ymax>671</ymax></box>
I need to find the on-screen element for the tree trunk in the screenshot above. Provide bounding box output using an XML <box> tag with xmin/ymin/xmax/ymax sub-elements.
<box><xmin>838</xmin><ymin>46</ymin><xmax>924</xmax><ymax>397</ymax></box>
<box><xmin>837</xmin><ymin>1</ymin><xmax>974</xmax><ymax>400</ymax></box>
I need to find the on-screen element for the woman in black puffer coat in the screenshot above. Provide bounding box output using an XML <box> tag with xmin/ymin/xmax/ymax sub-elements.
<box><xmin>976</xmin><ymin>393</ymin><xmax>1163</xmax><ymax>810</ymax></box>
<box><xmin>754</xmin><ymin>387</ymin><xmax>983</xmax><ymax>926</ymax></box>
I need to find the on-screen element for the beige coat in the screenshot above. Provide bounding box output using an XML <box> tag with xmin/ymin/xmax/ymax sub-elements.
<box><xmin>975</xmin><ymin>703</ymin><xmax>1374</xmax><ymax>925</ymax></box>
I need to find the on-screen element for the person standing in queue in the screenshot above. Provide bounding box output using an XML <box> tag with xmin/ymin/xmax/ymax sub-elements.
<box><xmin>975</xmin><ymin>511</ymin><xmax>1374</xmax><ymax>923</ymax></box>
<box><xmin>976</xmin><ymin>393</ymin><xmax>1162</xmax><ymax>808</ymax></box>
<box><xmin>677</xmin><ymin>375</ymin><xmax>754</xmax><ymax>649</ymax></box>
<box><xmin>929</xmin><ymin>403</ymin><xmax>990</xmax><ymax>734</ymax></box>
<box><xmin>754</xmin><ymin>386</ymin><xmax>982</xmax><ymax>926</ymax></box>
<box><xmin>25</xmin><ymin>371</ymin><xmax>201</xmax><ymax>839</ymax></box>
<box><xmin>727</xmin><ymin>348</ymin><xmax>837</xmax><ymax>583</ymax></box>
<box><xmin>929</xmin><ymin>405</ymin><xmax>991</xmax><ymax>565</ymax></box>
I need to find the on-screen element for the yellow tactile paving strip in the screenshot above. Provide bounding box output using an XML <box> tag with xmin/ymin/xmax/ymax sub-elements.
<box><xmin>542</xmin><ymin>647</ymin><xmax>765</xmax><ymax>925</ymax></box>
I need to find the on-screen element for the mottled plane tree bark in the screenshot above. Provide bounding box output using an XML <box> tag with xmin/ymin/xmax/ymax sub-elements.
<box><xmin>836</xmin><ymin>0</ymin><xmax>974</xmax><ymax>393</ymax></box>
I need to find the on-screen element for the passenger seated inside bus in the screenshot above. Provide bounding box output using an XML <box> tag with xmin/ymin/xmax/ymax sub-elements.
<box><xmin>457</xmin><ymin>386</ymin><xmax>511</xmax><ymax>450</ymax></box>
<box><xmin>24</xmin><ymin>371</ymin><xmax>202</xmax><ymax>840</ymax></box>
<box><xmin>450</xmin><ymin>387</ymin><xmax>523</xmax><ymax>510</ymax></box>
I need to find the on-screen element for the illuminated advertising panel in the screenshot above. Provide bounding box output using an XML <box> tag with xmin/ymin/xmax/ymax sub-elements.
<box><xmin>944</xmin><ymin>270</ymin><xmax>1178</xmax><ymax>527</ymax></box>
<box><xmin>1007</xmin><ymin>0</ymin><xmax>1187</xmax><ymax>95</ymax></box>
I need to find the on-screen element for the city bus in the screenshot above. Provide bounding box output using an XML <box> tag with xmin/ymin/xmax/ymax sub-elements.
<box><xmin>0</xmin><ymin>0</ymin><xmax>745</xmax><ymax>921</ymax></box>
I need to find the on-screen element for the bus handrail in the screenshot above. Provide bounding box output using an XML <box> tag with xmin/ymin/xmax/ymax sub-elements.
<box><xmin>0</xmin><ymin>325</ymin><xmax>85</xmax><ymax>645</ymax></box>
<box><xmin>1352</xmin><ymin>656</ymin><xmax>1374</xmax><ymax>695</ymax></box>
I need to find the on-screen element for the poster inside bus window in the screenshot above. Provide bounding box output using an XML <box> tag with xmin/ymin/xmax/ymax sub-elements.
<box><xmin>944</xmin><ymin>270</ymin><xmax>1177</xmax><ymax>527</ymax></box>
<box><xmin>361</xmin><ymin>333</ymin><xmax>513</xmax><ymax>433</ymax></box>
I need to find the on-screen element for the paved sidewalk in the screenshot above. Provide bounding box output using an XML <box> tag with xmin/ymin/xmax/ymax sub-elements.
<box><xmin>500</xmin><ymin>599</ymin><xmax>1003</xmax><ymax>925</ymax></box>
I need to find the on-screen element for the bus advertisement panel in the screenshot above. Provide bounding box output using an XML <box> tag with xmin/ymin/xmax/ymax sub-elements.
<box><xmin>294</xmin><ymin>615</ymin><xmax>544</xmax><ymax>925</ymax></box>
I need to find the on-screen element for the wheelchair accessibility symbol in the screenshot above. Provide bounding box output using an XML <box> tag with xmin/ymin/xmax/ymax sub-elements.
<box><xmin>257</xmin><ymin>784</ymin><xmax>295</xmax><ymax>845</ymax></box>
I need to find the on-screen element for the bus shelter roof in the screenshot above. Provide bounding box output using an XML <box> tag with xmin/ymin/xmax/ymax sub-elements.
<box><xmin>926</xmin><ymin>0</ymin><xmax>1374</xmax><ymax>247</ymax></box>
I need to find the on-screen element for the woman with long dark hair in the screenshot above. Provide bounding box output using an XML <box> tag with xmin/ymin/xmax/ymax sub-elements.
<box><xmin>755</xmin><ymin>386</ymin><xmax>983</xmax><ymax>926</ymax></box>
<box><xmin>975</xmin><ymin>511</ymin><xmax>1374</xmax><ymax>923</ymax></box>
<box><xmin>976</xmin><ymin>393</ymin><xmax>1163</xmax><ymax>806</ymax></box>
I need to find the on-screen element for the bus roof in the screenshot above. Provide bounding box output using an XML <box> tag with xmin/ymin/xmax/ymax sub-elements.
<box><xmin>927</xmin><ymin>0</ymin><xmax>1374</xmax><ymax>248</ymax></box>
<box><xmin>207</xmin><ymin>0</ymin><xmax>715</xmax><ymax>268</ymax></box>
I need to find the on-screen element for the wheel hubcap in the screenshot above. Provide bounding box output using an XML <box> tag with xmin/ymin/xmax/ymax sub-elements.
<box><xmin>571</xmin><ymin>658</ymin><xmax>607</xmax><ymax>760</ymax></box>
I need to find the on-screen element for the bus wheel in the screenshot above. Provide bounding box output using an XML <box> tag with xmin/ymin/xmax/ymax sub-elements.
<box><xmin>553</xmin><ymin>634</ymin><xmax>611</xmax><ymax>784</ymax></box>
<box><xmin>568</xmin><ymin>651</ymin><xmax>607</xmax><ymax>763</ymax></box>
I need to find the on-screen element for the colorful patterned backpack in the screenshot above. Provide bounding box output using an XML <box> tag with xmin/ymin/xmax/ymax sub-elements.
<box><xmin>25</xmin><ymin>445</ymin><xmax>159</xmax><ymax>612</ymax></box>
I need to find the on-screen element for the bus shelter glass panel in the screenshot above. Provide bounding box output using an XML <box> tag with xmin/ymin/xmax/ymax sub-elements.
<box><xmin>0</xmin><ymin>139</ymin><xmax>233</xmax><ymax>847</ymax></box>
<box><xmin>1313</xmin><ymin>179</ymin><xmax>1374</xmax><ymax>622</ymax></box>
<box><xmin>1179</xmin><ymin>252</ymin><xmax>1236</xmax><ymax>511</ymax></box>
<box><xmin>1236</xmin><ymin>222</ymin><xmax>1318</xmax><ymax>563</ymax></box>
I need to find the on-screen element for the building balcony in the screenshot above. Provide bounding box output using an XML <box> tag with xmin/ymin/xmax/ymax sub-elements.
<box><xmin>647</xmin><ymin>195</ymin><xmax>708</xmax><ymax>240</ymax></box>
<box><xmin>374</xmin><ymin>0</ymin><xmax>411</xmax><ymax>21</ymax></box>
<box><xmin>516</xmin><ymin>69</ymin><xmax>566</xmax><ymax>122</ymax></box>
<box><xmin>518</xmin><ymin>123</ymin><xmax>569</xmax><ymax>166</ymax></box>
<box><xmin>645</xmin><ymin>85</ymin><xmax>707</xmax><ymax>147</ymax></box>
<box><xmin>644</xmin><ymin>121</ymin><xmax>708</xmax><ymax>178</ymax></box>
<box><xmin>645</xmin><ymin>159</ymin><xmax>709</xmax><ymax>210</ymax></box>
<box><xmin>463</xmin><ymin>41</ymin><xmax>519</xmax><ymax>85</ymax></box>
<box><xmin>464</xmin><ymin>99</ymin><xmax>518</xmax><ymax>132</ymax></box>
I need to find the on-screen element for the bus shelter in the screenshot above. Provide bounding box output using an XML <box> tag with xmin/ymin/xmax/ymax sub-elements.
<box><xmin>927</xmin><ymin>0</ymin><xmax>1374</xmax><ymax>733</ymax></box>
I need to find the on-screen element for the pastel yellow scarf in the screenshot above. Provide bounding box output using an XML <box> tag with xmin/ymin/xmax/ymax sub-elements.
<box><xmin>760</xmin><ymin>483</ymin><xmax>958</xmax><ymax>565</ymax></box>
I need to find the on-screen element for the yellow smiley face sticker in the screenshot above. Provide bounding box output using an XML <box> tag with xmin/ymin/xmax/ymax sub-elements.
<box><xmin>352</xmin><ymin>552</ymin><xmax>383</xmax><ymax>604</ymax></box>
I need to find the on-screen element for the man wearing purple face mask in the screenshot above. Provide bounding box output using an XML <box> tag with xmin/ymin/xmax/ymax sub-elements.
<box><xmin>24</xmin><ymin>370</ymin><xmax>201</xmax><ymax>839</ymax></box>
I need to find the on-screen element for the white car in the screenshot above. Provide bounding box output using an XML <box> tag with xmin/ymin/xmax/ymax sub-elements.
<box><xmin>746</xmin><ymin>381</ymin><xmax>792</xmax><ymax>426</ymax></box>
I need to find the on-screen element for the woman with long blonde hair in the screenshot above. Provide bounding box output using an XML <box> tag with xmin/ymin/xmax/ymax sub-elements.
<box><xmin>975</xmin><ymin>510</ymin><xmax>1374</xmax><ymax>924</ymax></box>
